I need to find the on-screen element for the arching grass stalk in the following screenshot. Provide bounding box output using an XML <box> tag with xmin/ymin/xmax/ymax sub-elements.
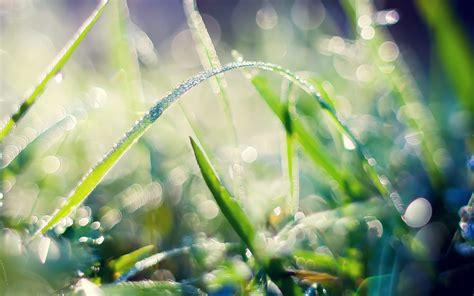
<box><xmin>37</xmin><ymin>60</ymin><xmax>403</xmax><ymax>237</ymax></box>
<box><xmin>183</xmin><ymin>0</ymin><xmax>246</xmax><ymax>202</ymax></box>
<box><xmin>0</xmin><ymin>0</ymin><xmax>110</xmax><ymax>142</ymax></box>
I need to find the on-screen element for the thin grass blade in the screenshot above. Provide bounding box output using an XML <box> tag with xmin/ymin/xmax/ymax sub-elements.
<box><xmin>0</xmin><ymin>0</ymin><xmax>110</xmax><ymax>142</ymax></box>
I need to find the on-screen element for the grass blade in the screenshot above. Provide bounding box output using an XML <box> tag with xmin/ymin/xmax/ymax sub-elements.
<box><xmin>183</xmin><ymin>0</ymin><xmax>246</xmax><ymax>202</ymax></box>
<box><xmin>109</xmin><ymin>245</ymin><xmax>154</xmax><ymax>280</ymax></box>
<box><xmin>36</xmin><ymin>61</ymin><xmax>402</xmax><ymax>237</ymax></box>
<box><xmin>0</xmin><ymin>0</ymin><xmax>110</xmax><ymax>142</ymax></box>
<box><xmin>280</xmin><ymin>81</ymin><xmax>299</xmax><ymax>215</ymax></box>
<box><xmin>91</xmin><ymin>280</ymin><xmax>202</xmax><ymax>296</ymax></box>
<box><xmin>416</xmin><ymin>0</ymin><xmax>473</xmax><ymax>113</ymax></box>
<box><xmin>190</xmin><ymin>136</ymin><xmax>302</xmax><ymax>295</ymax></box>
<box><xmin>189</xmin><ymin>137</ymin><xmax>263</xmax><ymax>260</ymax></box>
<box><xmin>115</xmin><ymin>246</ymin><xmax>190</xmax><ymax>283</ymax></box>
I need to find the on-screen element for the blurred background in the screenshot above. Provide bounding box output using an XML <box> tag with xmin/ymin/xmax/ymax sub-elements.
<box><xmin>0</xmin><ymin>0</ymin><xmax>473</xmax><ymax>295</ymax></box>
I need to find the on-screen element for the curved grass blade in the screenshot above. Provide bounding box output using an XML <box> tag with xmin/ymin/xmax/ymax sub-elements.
<box><xmin>0</xmin><ymin>0</ymin><xmax>110</xmax><ymax>142</ymax></box>
<box><xmin>183</xmin><ymin>0</ymin><xmax>246</xmax><ymax>202</ymax></box>
<box><xmin>37</xmin><ymin>61</ymin><xmax>402</xmax><ymax>238</ymax></box>
<box><xmin>115</xmin><ymin>246</ymin><xmax>190</xmax><ymax>283</ymax></box>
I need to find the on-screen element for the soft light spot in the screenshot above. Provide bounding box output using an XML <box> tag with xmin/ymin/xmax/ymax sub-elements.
<box><xmin>78</xmin><ymin>217</ymin><xmax>90</xmax><ymax>226</ymax></box>
<box><xmin>198</xmin><ymin>200</ymin><xmax>219</xmax><ymax>220</ymax></box>
<box><xmin>328</xmin><ymin>36</ymin><xmax>345</xmax><ymax>54</ymax></box>
<box><xmin>291</xmin><ymin>0</ymin><xmax>325</xmax><ymax>30</ymax></box>
<box><xmin>356</xmin><ymin>64</ymin><xmax>374</xmax><ymax>82</ymax></box>
<box><xmin>241</xmin><ymin>146</ymin><xmax>258</xmax><ymax>163</ymax></box>
<box><xmin>273</xmin><ymin>206</ymin><xmax>282</xmax><ymax>216</ymax></box>
<box><xmin>342</xmin><ymin>134</ymin><xmax>356</xmax><ymax>150</ymax></box>
<box><xmin>38</xmin><ymin>236</ymin><xmax>51</xmax><ymax>264</ymax></box>
<box><xmin>405</xmin><ymin>131</ymin><xmax>423</xmax><ymax>146</ymax></box>
<box><xmin>170</xmin><ymin>167</ymin><xmax>187</xmax><ymax>186</ymax></box>
<box><xmin>357</xmin><ymin>15</ymin><xmax>372</xmax><ymax>27</ymax></box>
<box><xmin>294</xmin><ymin>211</ymin><xmax>305</xmax><ymax>220</ymax></box>
<box><xmin>95</xmin><ymin>236</ymin><xmax>105</xmax><ymax>245</ymax></box>
<box><xmin>403</xmin><ymin>198</ymin><xmax>432</xmax><ymax>228</ymax></box>
<box><xmin>42</xmin><ymin>156</ymin><xmax>60</xmax><ymax>174</ymax></box>
<box><xmin>378</xmin><ymin>41</ymin><xmax>399</xmax><ymax>62</ymax></box>
<box><xmin>376</xmin><ymin>10</ymin><xmax>400</xmax><ymax>25</ymax></box>
<box><xmin>256</xmin><ymin>3</ymin><xmax>278</xmax><ymax>30</ymax></box>
<box><xmin>245</xmin><ymin>248</ymin><xmax>252</xmax><ymax>259</ymax></box>
<box><xmin>90</xmin><ymin>221</ymin><xmax>101</xmax><ymax>230</ymax></box>
<box><xmin>361</xmin><ymin>27</ymin><xmax>375</xmax><ymax>40</ymax></box>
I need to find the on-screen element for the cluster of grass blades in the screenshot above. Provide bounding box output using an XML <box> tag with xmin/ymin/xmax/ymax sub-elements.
<box><xmin>2</xmin><ymin>0</ymin><xmax>471</xmax><ymax>295</ymax></box>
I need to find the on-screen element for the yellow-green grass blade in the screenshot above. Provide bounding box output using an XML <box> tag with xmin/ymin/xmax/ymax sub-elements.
<box><xmin>109</xmin><ymin>245</ymin><xmax>154</xmax><ymax>280</ymax></box>
<box><xmin>0</xmin><ymin>0</ymin><xmax>110</xmax><ymax>142</ymax></box>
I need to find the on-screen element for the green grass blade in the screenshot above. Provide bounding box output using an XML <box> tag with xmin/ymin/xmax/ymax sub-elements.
<box><xmin>183</xmin><ymin>0</ymin><xmax>246</xmax><ymax>202</ymax></box>
<box><xmin>416</xmin><ymin>0</ymin><xmax>473</xmax><ymax>113</ymax></box>
<box><xmin>183</xmin><ymin>0</ymin><xmax>236</xmax><ymax>138</ymax></box>
<box><xmin>341</xmin><ymin>0</ymin><xmax>448</xmax><ymax>187</ymax></box>
<box><xmin>109</xmin><ymin>245</ymin><xmax>154</xmax><ymax>280</ymax></box>
<box><xmin>97</xmin><ymin>281</ymin><xmax>202</xmax><ymax>296</ymax></box>
<box><xmin>189</xmin><ymin>137</ymin><xmax>263</xmax><ymax>262</ymax></box>
<box><xmin>251</xmin><ymin>75</ymin><xmax>344</xmax><ymax>185</ymax></box>
<box><xmin>190</xmin><ymin>137</ymin><xmax>302</xmax><ymax>295</ymax></box>
<box><xmin>281</xmin><ymin>81</ymin><xmax>299</xmax><ymax>215</ymax></box>
<box><xmin>0</xmin><ymin>0</ymin><xmax>110</xmax><ymax>142</ymax></box>
<box><xmin>36</xmin><ymin>61</ymin><xmax>402</xmax><ymax>238</ymax></box>
<box><xmin>115</xmin><ymin>246</ymin><xmax>191</xmax><ymax>283</ymax></box>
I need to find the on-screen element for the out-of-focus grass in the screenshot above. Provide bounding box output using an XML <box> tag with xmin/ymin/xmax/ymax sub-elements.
<box><xmin>0</xmin><ymin>0</ymin><xmax>472</xmax><ymax>295</ymax></box>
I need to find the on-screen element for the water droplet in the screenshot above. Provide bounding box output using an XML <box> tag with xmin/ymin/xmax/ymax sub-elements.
<box><xmin>54</xmin><ymin>72</ymin><xmax>63</xmax><ymax>84</ymax></box>
<box><xmin>38</xmin><ymin>236</ymin><xmax>51</xmax><ymax>264</ymax></box>
<box><xmin>342</xmin><ymin>134</ymin><xmax>356</xmax><ymax>150</ymax></box>
<box><xmin>403</xmin><ymin>198</ymin><xmax>432</xmax><ymax>228</ymax></box>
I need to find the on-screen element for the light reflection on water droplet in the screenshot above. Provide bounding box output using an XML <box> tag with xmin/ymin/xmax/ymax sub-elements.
<box><xmin>342</xmin><ymin>134</ymin><xmax>356</xmax><ymax>150</ymax></box>
<box><xmin>38</xmin><ymin>236</ymin><xmax>51</xmax><ymax>264</ymax></box>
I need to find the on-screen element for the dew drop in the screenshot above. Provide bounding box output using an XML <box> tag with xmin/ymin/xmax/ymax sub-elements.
<box><xmin>54</xmin><ymin>72</ymin><xmax>63</xmax><ymax>84</ymax></box>
<box><xmin>403</xmin><ymin>198</ymin><xmax>432</xmax><ymax>228</ymax></box>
